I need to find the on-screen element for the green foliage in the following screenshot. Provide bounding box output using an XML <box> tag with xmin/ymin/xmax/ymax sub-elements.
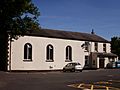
<box><xmin>111</xmin><ymin>37</ymin><xmax>120</xmax><ymax>59</ymax></box>
<box><xmin>0</xmin><ymin>0</ymin><xmax>40</xmax><ymax>39</ymax></box>
<box><xmin>0</xmin><ymin>0</ymin><xmax>40</xmax><ymax>71</ymax></box>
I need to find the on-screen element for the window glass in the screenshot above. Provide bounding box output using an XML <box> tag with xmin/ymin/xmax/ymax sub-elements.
<box><xmin>66</xmin><ymin>46</ymin><xmax>72</xmax><ymax>61</ymax></box>
<box><xmin>85</xmin><ymin>56</ymin><xmax>89</xmax><ymax>66</ymax></box>
<box><xmin>103</xmin><ymin>44</ymin><xmax>106</xmax><ymax>52</ymax></box>
<box><xmin>46</xmin><ymin>44</ymin><xmax>54</xmax><ymax>62</ymax></box>
<box><xmin>24</xmin><ymin>43</ymin><xmax>32</xmax><ymax>61</ymax></box>
<box><xmin>95</xmin><ymin>42</ymin><xmax>98</xmax><ymax>52</ymax></box>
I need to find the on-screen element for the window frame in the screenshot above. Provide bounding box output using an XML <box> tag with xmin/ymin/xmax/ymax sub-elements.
<box><xmin>23</xmin><ymin>43</ymin><xmax>32</xmax><ymax>61</ymax></box>
<box><xmin>85</xmin><ymin>55</ymin><xmax>89</xmax><ymax>66</ymax></box>
<box><xmin>46</xmin><ymin>44</ymin><xmax>54</xmax><ymax>62</ymax></box>
<box><xmin>65</xmin><ymin>46</ymin><xmax>72</xmax><ymax>62</ymax></box>
<box><xmin>94</xmin><ymin>42</ymin><xmax>98</xmax><ymax>52</ymax></box>
<box><xmin>103</xmin><ymin>43</ymin><xmax>106</xmax><ymax>52</ymax></box>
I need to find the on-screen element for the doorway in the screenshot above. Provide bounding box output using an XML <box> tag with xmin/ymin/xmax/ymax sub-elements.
<box><xmin>99</xmin><ymin>58</ymin><xmax>105</xmax><ymax>68</ymax></box>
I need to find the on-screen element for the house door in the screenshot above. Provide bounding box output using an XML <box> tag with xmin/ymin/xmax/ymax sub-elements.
<box><xmin>99</xmin><ymin>58</ymin><xmax>105</xmax><ymax>68</ymax></box>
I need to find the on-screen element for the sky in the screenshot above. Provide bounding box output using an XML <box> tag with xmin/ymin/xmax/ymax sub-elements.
<box><xmin>33</xmin><ymin>0</ymin><xmax>120</xmax><ymax>40</ymax></box>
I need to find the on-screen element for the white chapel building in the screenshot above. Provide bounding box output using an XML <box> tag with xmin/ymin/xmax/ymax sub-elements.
<box><xmin>8</xmin><ymin>29</ymin><xmax>117</xmax><ymax>71</ymax></box>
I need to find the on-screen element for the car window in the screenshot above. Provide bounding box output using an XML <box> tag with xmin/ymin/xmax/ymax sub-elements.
<box><xmin>66</xmin><ymin>63</ymin><xmax>81</xmax><ymax>67</ymax></box>
<box><xmin>66</xmin><ymin>63</ymin><xmax>72</xmax><ymax>66</ymax></box>
<box><xmin>73</xmin><ymin>63</ymin><xmax>77</xmax><ymax>66</ymax></box>
<box><xmin>77</xmin><ymin>63</ymin><xmax>81</xmax><ymax>65</ymax></box>
<box><xmin>66</xmin><ymin>64</ymin><xmax>70</xmax><ymax>67</ymax></box>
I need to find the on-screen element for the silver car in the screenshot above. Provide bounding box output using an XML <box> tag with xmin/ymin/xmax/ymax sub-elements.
<box><xmin>63</xmin><ymin>62</ymin><xmax>83</xmax><ymax>72</ymax></box>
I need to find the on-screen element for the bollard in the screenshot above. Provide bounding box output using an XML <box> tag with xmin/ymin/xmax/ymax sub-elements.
<box><xmin>91</xmin><ymin>85</ymin><xmax>94</xmax><ymax>90</ymax></box>
<box><xmin>106</xmin><ymin>87</ymin><xmax>109</xmax><ymax>90</ymax></box>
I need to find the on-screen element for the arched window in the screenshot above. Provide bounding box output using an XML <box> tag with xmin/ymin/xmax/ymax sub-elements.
<box><xmin>66</xmin><ymin>46</ymin><xmax>72</xmax><ymax>61</ymax></box>
<box><xmin>24</xmin><ymin>43</ymin><xmax>32</xmax><ymax>61</ymax></box>
<box><xmin>46</xmin><ymin>44</ymin><xmax>54</xmax><ymax>62</ymax></box>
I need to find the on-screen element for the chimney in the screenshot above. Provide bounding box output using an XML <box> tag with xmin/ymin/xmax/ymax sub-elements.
<box><xmin>91</xmin><ymin>29</ymin><xmax>95</xmax><ymax>34</ymax></box>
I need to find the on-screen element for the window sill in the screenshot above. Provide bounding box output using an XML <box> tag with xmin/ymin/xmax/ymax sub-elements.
<box><xmin>65</xmin><ymin>60</ymin><xmax>72</xmax><ymax>62</ymax></box>
<box><xmin>46</xmin><ymin>59</ymin><xmax>54</xmax><ymax>62</ymax></box>
<box><xmin>23</xmin><ymin>59</ymin><xmax>32</xmax><ymax>62</ymax></box>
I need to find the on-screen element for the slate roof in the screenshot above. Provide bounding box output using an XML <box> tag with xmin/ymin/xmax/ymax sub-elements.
<box><xmin>26</xmin><ymin>29</ymin><xmax>110</xmax><ymax>43</ymax></box>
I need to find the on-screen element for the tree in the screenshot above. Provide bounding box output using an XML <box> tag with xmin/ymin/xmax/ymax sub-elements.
<box><xmin>0</xmin><ymin>0</ymin><xmax>40</xmax><ymax>71</ymax></box>
<box><xmin>111</xmin><ymin>37</ymin><xmax>120</xmax><ymax>60</ymax></box>
<box><xmin>0</xmin><ymin>0</ymin><xmax>40</xmax><ymax>38</ymax></box>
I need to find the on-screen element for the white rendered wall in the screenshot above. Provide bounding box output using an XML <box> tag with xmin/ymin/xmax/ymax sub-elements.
<box><xmin>91</xmin><ymin>42</ymin><xmax>111</xmax><ymax>53</ymax></box>
<box><xmin>10</xmin><ymin>36</ymin><xmax>85</xmax><ymax>70</ymax></box>
<box><xmin>106</xmin><ymin>43</ymin><xmax>111</xmax><ymax>53</ymax></box>
<box><xmin>104</xmin><ymin>57</ymin><xmax>109</xmax><ymax>67</ymax></box>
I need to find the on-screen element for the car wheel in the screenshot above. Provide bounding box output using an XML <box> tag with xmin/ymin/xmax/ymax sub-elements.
<box><xmin>80</xmin><ymin>70</ymin><xmax>82</xmax><ymax>72</ymax></box>
<box><xmin>63</xmin><ymin>68</ymin><xmax>66</xmax><ymax>72</ymax></box>
<box><xmin>71</xmin><ymin>68</ymin><xmax>75</xmax><ymax>72</ymax></box>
